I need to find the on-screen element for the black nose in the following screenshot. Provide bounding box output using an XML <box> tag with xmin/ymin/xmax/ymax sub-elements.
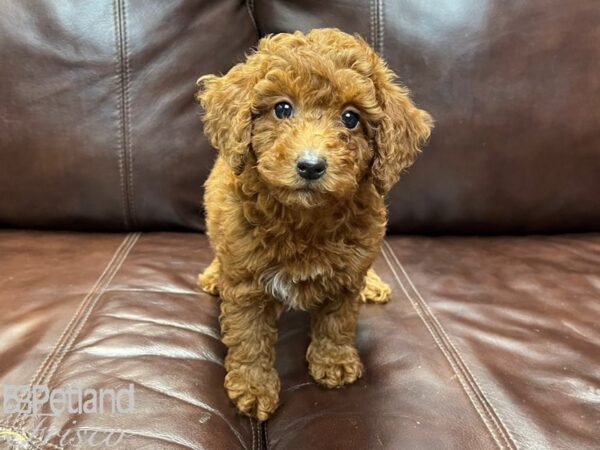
<box><xmin>296</xmin><ymin>154</ymin><xmax>327</xmax><ymax>180</ymax></box>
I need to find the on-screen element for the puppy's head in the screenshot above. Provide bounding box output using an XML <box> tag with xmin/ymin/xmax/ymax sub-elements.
<box><xmin>197</xmin><ymin>28</ymin><xmax>432</xmax><ymax>207</ymax></box>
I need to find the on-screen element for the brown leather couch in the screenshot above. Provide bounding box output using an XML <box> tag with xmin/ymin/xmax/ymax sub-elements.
<box><xmin>1</xmin><ymin>1</ymin><xmax>598</xmax><ymax>449</ymax></box>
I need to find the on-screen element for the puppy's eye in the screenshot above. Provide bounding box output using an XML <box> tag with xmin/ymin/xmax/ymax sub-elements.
<box><xmin>341</xmin><ymin>110</ymin><xmax>360</xmax><ymax>129</ymax></box>
<box><xmin>273</xmin><ymin>102</ymin><xmax>293</xmax><ymax>119</ymax></box>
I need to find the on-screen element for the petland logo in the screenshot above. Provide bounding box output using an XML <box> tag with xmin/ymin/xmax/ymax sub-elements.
<box><xmin>3</xmin><ymin>384</ymin><xmax>135</xmax><ymax>416</ymax></box>
<box><xmin>1</xmin><ymin>384</ymin><xmax>134</xmax><ymax>448</ymax></box>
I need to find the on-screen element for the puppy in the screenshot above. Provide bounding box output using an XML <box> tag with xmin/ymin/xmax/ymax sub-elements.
<box><xmin>196</xmin><ymin>28</ymin><xmax>432</xmax><ymax>420</ymax></box>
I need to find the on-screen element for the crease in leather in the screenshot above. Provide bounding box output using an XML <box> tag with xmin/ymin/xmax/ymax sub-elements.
<box><xmin>8</xmin><ymin>233</ymin><xmax>140</xmax><ymax>433</ymax></box>
<box><xmin>98</xmin><ymin>312</ymin><xmax>222</xmax><ymax>340</ymax></box>
<box><xmin>381</xmin><ymin>239</ymin><xmax>518</xmax><ymax>450</ymax></box>
<box><xmin>113</xmin><ymin>0</ymin><xmax>136</xmax><ymax>229</ymax></box>
<box><xmin>99</xmin><ymin>375</ymin><xmax>247</xmax><ymax>449</ymax></box>
<box><xmin>246</xmin><ymin>0</ymin><xmax>261</xmax><ymax>39</ymax></box>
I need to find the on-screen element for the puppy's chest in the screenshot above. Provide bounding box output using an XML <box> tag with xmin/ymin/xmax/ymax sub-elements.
<box><xmin>258</xmin><ymin>264</ymin><xmax>333</xmax><ymax>310</ymax></box>
<box><xmin>256</xmin><ymin>245</ymin><xmax>368</xmax><ymax>310</ymax></box>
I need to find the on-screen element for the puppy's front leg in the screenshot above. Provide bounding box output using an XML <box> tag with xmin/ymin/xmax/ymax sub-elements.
<box><xmin>220</xmin><ymin>283</ymin><xmax>280</xmax><ymax>421</ymax></box>
<box><xmin>307</xmin><ymin>294</ymin><xmax>363</xmax><ymax>388</ymax></box>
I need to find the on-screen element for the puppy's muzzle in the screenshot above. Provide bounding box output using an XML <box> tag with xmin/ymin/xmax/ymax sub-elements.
<box><xmin>296</xmin><ymin>152</ymin><xmax>326</xmax><ymax>180</ymax></box>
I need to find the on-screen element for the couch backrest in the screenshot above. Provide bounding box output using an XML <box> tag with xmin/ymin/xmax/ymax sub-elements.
<box><xmin>1</xmin><ymin>1</ymin><xmax>599</xmax><ymax>233</ymax></box>
<box><xmin>0</xmin><ymin>0</ymin><xmax>257</xmax><ymax>231</ymax></box>
<box><xmin>253</xmin><ymin>0</ymin><xmax>600</xmax><ymax>234</ymax></box>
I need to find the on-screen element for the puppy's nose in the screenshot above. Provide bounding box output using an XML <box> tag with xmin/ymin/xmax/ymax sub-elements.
<box><xmin>296</xmin><ymin>153</ymin><xmax>326</xmax><ymax>180</ymax></box>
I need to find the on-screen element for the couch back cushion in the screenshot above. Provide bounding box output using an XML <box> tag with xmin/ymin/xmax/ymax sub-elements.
<box><xmin>0</xmin><ymin>0</ymin><xmax>257</xmax><ymax>230</ymax></box>
<box><xmin>254</xmin><ymin>0</ymin><xmax>600</xmax><ymax>233</ymax></box>
<box><xmin>2</xmin><ymin>1</ymin><xmax>599</xmax><ymax>233</ymax></box>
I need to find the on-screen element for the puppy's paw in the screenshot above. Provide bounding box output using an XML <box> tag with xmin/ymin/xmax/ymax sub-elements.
<box><xmin>197</xmin><ymin>272</ymin><xmax>219</xmax><ymax>295</ymax></box>
<box><xmin>197</xmin><ymin>259</ymin><xmax>220</xmax><ymax>295</ymax></box>
<box><xmin>224</xmin><ymin>366</ymin><xmax>280</xmax><ymax>421</ymax></box>
<box><xmin>360</xmin><ymin>268</ymin><xmax>391</xmax><ymax>304</ymax></box>
<box><xmin>307</xmin><ymin>341</ymin><xmax>363</xmax><ymax>389</ymax></box>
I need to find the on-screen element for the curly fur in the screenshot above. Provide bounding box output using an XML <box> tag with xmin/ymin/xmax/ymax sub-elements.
<box><xmin>195</xmin><ymin>28</ymin><xmax>432</xmax><ymax>420</ymax></box>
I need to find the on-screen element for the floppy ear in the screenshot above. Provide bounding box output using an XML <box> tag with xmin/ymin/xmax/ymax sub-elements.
<box><xmin>196</xmin><ymin>60</ymin><xmax>260</xmax><ymax>174</ymax></box>
<box><xmin>371</xmin><ymin>72</ymin><xmax>433</xmax><ymax>195</ymax></box>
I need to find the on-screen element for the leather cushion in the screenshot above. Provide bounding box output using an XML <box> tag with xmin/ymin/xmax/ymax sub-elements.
<box><xmin>253</xmin><ymin>0</ymin><xmax>600</xmax><ymax>233</ymax></box>
<box><xmin>1</xmin><ymin>231</ymin><xmax>598</xmax><ymax>448</ymax></box>
<box><xmin>0</xmin><ymin>0</ymin><xmax>257</xmax><ymax>231</ymax></box>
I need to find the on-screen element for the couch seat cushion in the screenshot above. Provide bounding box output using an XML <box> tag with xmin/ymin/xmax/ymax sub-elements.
<box><xmin>270</xmin><ymin>235</ymin><xmax>600</xmax><ymax>450</ymax></box>
<box><xmin>1</xmin><ymin>231</ymin><xmax>599</xmax><ymax>449</ymax></box>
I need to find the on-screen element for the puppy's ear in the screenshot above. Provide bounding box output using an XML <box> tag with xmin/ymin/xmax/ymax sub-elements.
<box><xmin>196</xmin><ymin>59</ymin><xmax>260</xmax><ymax>174</ymax></box>
<box><xmin>371</xmin><ymin>71</ymin><xmax>433</xmax><ymax>195</ymax></box>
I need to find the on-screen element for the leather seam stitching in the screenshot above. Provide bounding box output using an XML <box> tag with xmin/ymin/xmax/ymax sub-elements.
<box><xmin>370</xmin><ymin>0</ymin><xmax>376</xmax><ymax>49</ymax></box>
<box><xmin>381</xmin><ymin>240</ymin><xmax>516</xmax><ymax>450</ymax></box>
<box><xmin>7</xmin><ymin>233</ymin><xmax>135</xmax><ymax>429</ymax></box>
<box><xmin>113</xmin><ymin>0</ymin><xmax>129</xmax><ymax>229</ymax></box>
<box><xmin>11</xmin><ymin>233</ymin><xmax>140</xmax><ymax>431</ymax></box>
<box><xmin>378</xmin><ymin>0</ymin><xmax>385</xmax><ymax>56</ymax></box>
<box><xmin>114</xmin><ymin>0</ymin><xmax>136</xmax><ymax>229</ymax></box>
<box><xmin>257</xmin><ymin>418</ymin><xmax>262</xmax><ymax>450</ymax></box>
<box><xmin>249</xmin><ymin>417</ymin><xmax>255</xmax><ymax>450</ymax></box>
<box><xmin>385</xmin><ymin>242</ymin><xmax>518</xmax><ymax>449</ymax></box>
<box><xmin>121</xmin><ymin>0</ymin><xmax>136</xmax><ymax>228</ymax></box>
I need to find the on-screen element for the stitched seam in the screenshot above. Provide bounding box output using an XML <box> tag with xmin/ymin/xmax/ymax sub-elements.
<box><xmin>245</xmin><ymin>0</ymin><xmax>260</xmax><ymax>39</ymax></box>
<box><xmin>249</xmin><ymin>417</ymin><xmax>255</xmax><ymax>450</ymax></box>
<box><xmin>113</xmin><ymin>0</ymin><xmax>136</xmax><ymax>229</ymax></box>
<box><xmin>370</xmin><ymin>0</ymin><xmax>376</xmax><ymax>49</ymax></box>
<box><xmin>11</xmin><ymin>233</ymin><xmax>140</xmax><ymax>431</ymax></box>
<box><xmin>121</xmin><ymin>0</ymin><xmax>136</xmax><ymax>228</ymax></box>
<box><xmin>381</xmin><ymin>242</ymin><xmax>512</xmax><ymax>450</ymax></box>
<box><xmin>384</xmin><ymin>241</ymin><xmax>518</xmax><ymax>449</ymax></box>
<box><xmin>8</xmin><ymin>233</ymin><xmax>135</xmax><ymax>429</ymax></box>
<box><xmin>257</xmin><ymin>419</ymin><xmax>261</xmax><ymax>450</ymax></box>
<box><xmin>113</xmin><ymin>0</ymin><xmax>129</xmax><ymax>229</ymax></box>
<box><xmin>13</xmin><ymin>234</ymin><xmax>139</xmax><ymax>431</ymax></box>
<box><xmin>36</xmin><ymin>233</ymin><xmax>139</xmax><ymax>385</ymax></box>
<box><xmin>378</xmin><ymin>0</ymin><xmax>385</xmax><ymax>56</ymax></box>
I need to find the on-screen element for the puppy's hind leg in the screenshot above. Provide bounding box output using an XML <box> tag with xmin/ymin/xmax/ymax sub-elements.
<box><xmin>197</xmin><ymin>258</ymin><xmax>220</xmax><ymax>296</ymax></box>
<box><xmin>360</xmin><ymin>268</ymin><xmax>391</xmax><ymax>304</ymax></box>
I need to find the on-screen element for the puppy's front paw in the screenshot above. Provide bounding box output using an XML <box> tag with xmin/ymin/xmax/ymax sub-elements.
<box><xmin>307</xmin><ymin>341</ymin><xmax>363</xmax><ymax>388</ymax></box>
<box><xmin>360</xmin><ymin>268</ymin><xmax>391</xmax><ymax>303</ymax></box>
<box><xmin>197</xmin><ymin>271</ymin><xmax>219</xmax><ymax>295</ymax></box>
<box><xmin>224</xmin><ymin>366</ymin><xmax>280</xmax><ymax>421</ymax></box>
<box><xmin>197</xmin><ymin>260</ymin><xmax>220</xmax><ymax>296</ymax></box>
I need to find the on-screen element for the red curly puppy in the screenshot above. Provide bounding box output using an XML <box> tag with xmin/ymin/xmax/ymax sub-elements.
<box><xmin>196</xmin><ymin>28</ymin><xmax>432</xmax><ymax>420</ymax></box>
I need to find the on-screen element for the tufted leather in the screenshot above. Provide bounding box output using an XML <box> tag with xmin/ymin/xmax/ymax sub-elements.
<box><xmin>1</xmin><ymin>1</ymin><xmax>599</xmax><ymax>233</ymax></box>
<box><xmin>0</xmin><ymin>0</ymin><xmax>257</xmax><ymax>231</ymax></box>
<box><xmin>1</xmin><ymin>1</ymin><xmax>599</xmax><ymax>449</ymax></box>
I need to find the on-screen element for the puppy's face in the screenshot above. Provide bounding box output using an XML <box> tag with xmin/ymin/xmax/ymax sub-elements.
<box><xmin>250</xmin><ymin>56</ymin><xmax>376</xmax><ymax>207</ymax></box>
<box><xmin>197</xmin><ymin>29</ymin><xmax>433</xmax><ymax>207</ymax></box>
